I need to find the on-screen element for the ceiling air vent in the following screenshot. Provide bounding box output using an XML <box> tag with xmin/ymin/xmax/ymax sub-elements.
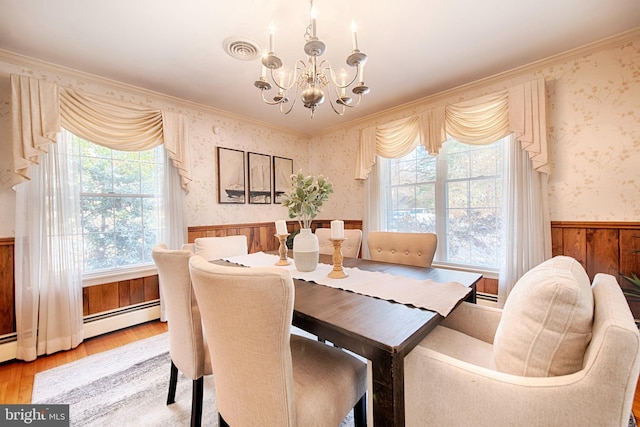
<box><xmin>223</xmin><ymin>37</ymin><xmax>261</xmax><ymax>61</ymax></box>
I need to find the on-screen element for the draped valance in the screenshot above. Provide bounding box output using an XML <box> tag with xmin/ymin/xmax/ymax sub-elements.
<box><xmin>355</xmin><ymin>78</ymin><xmax>548</xmax><ymax>179</ymax></box>
<box><xmin>11</xmin><ymin>74</ymin><xmax>192</xmax><ymax>191</ymax></box>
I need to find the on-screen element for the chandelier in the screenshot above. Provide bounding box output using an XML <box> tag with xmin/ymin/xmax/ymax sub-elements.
<box><xmin>254</xmin><ymin>0</ymin><xmax>369</xmax><ymax>118</ymax></box>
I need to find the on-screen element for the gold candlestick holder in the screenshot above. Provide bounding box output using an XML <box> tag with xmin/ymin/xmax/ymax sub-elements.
<box><xmin>275</xmin><ymin>234</ymin><xmax>290</xmax><ymax>266</ymax></box>
<box><xmin>328</xmin><ymin>238</ymin><xmax>348</xmax><ymax>279</ymax></box>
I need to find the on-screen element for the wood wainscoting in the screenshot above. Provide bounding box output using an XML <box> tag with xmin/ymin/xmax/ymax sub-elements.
<box><xmin>551</xmin><ymin>221</ymin><xmax>640</xmax><ymax>319</ymax></box>
<box><xmin>187</xmin><ymin>219</ymin><xmax>365</xmax><ymax>254</ymax></box>
<box><xmin>1</xmin><ymin>220</ymin><xmax>637</xmax><ymax>337</ymax></box>
<box><xmin>0</xmin><ymin>238</ymin><xmax>15</xmax><ymax>336</ymax></box>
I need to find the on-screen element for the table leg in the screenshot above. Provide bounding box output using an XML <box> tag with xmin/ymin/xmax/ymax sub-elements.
<box><xmin>371</xmin><ymin>352</ymin><xmax>405</xmax><ymax>426</ymax></box>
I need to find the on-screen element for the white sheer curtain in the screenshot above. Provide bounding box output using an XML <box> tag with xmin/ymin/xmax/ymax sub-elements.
<box><xmin>14</xmin><ymin>131</ymin><xmax>84</xmax><ymax>361</ymax></box>
<box><xmin>362</xmin><ymin>160</ymin><xmax>388</xmax><ymax>259</ymax></box>
<box><xmin>158</xmin><ymin>153</ymin><xmax>187</xmax><ymax>321</ymax></box>
<box><xmin>358</xmin><ymin>78</ymin><xmax>550</xmax><ymax>303</ymax></box>
<box><xmin>499</xmin><ymin>134</ymin><xmax>551</xmax><ymax>306</ymax></box>
<box><xmin>11</xmin><ymin>74</ymin><xmax>190</xmax><ymax>358</ymax></box>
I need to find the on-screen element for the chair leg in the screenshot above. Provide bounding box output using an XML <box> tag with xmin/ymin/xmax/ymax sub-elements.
<box><xmin>167</xmin><ymin>360</ymin><xmax>178</xmax><ymax>405</ymax></box>
<box><xmin>353</xmin><ymin>395</ymin><xmax>367</xmax><ymax>427</ymax></box>
<box><xmin>191</xmin><ymin>377</ymin><xmax>204</xmax><ymax>427</ymax></box>
<box><xmin>218</xmin><ymin>413</ymin><xmax>230</xmax><ymax>427</ymax></box>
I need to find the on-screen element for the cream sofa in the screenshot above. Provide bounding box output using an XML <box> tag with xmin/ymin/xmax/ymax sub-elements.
<box><xmin>404</xmin><ymin>256</ymin><xmax>640</xmax><ymax>426</ymax></box>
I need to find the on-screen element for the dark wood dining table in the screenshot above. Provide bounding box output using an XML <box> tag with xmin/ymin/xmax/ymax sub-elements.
<box><xmin>216</xmin><ymin>253</ymin><xmax>481</xmax><ymax>426</ymax></box>
<box><xmin>291</xmin><ymin>254</ymin><xmax>481</xmax><ymax>427</ymax></box>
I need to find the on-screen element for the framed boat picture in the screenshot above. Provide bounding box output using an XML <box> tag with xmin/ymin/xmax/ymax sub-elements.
<box><xmin>273</xmin><ymin>156</ymin><xmax>293</xmax><ymax>204</ymax></box>
<box><xmin>248</xmin><ymin>152</ymin><xmax>271</xmax><ymax>204</ymax></box>
<box><xmin>217</xmin><ymin>147</ymin><xmax>245</xmax><ymax>204</ymax></box>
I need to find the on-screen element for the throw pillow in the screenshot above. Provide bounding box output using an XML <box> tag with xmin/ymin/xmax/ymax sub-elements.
<box><xmin>493</xmin><ymin>256</ymin><xmax>594</xmax><ymax>376</ymax></box>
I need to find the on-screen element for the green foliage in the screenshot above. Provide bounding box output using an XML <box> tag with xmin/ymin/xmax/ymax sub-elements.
<box><xmin>77</xmin><ymin>137</ymin><xmax>164</xmax><ymax>272</ymax></box>
<box><xmin>623</xmin><ymin>273</ymin><xmax>640</xmax><ymax>300</ymax></box>
<box><xmin>286</xmin><ymin>229</ymin><xmax>299</xmax><ymax>249</ymax></box>
<box><xmin>622</xmin><ymin>247</ymin><xmax>640</xmax><ymax>300</ymax></box>
<box><xmin>280</xmin><ymin>170</ymin><xmax>333</xmax><ymax>229</ymax></box>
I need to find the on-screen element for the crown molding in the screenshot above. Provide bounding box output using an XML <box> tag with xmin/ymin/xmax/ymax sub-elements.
<box><xmin>2</xmin><ymin>26</ymin><xmax>639</xmax><ymax>140</ymax></box>
<box><xmin>0</xmin><ymin>48</ymin><xmax>309</xmax><ymax>139</ymax></box>
<box><xmin>318</xmin><ymin>27</ymin><xmax>640</xmax><ymax>136</ymax></box>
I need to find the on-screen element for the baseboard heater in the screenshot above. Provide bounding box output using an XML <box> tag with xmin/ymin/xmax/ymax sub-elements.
<box><xmin>0</xmin><ymin>300</ymin><xmax>161</xmax><ymax>363</ymax></box>
<box><xmin>83</xmin><ymin>300</ymin><xmax>160</xmax><ymax>323</ymax></box>
<box><xmin>83</xmin><ymin>300</ymin><xmax>161</xmax><ymax>339</ymax></box>
<box><xmin>0</xmin><ymin>332</ymin><xmax>16</xmax><ymax>346</ymax></box>
<box><xmin>476</xmin><ymin>292</ymin><xmax>498</xmax><ymax>303</ymax></box>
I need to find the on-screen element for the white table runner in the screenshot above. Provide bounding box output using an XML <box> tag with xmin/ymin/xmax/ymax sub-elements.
<box><xmin>221</xmin><ymin>252</ymin><xmax>471</xmax><ymax>316</ymax></box>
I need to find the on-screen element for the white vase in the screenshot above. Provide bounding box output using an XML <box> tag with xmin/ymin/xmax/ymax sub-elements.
<box><xmin>293</xmin><ymin>228</ymin><xmax>319</xmax><ymax>272</ymax></box>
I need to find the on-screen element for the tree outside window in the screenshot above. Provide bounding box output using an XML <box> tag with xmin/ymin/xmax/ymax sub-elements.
<box><xmin>382</xmin><ymin>136</ymin><xmax>504</xmax><ymax>269</ymax></box>
<box><xmin>66</xmin><ymin>132</ymin><xmax>164</xmax><ymax>273</ymax></box>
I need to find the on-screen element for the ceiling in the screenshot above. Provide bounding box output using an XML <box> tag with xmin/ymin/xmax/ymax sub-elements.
<box><xmin>1</xmin><ymin>1</ymin><xmax>639</xmax><ymax>136</ymax></box>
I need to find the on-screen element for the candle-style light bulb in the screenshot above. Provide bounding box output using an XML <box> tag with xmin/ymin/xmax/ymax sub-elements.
<box><xmin>310</xmin><ymin>4</ymin><xmax>318</xmax><ymax>38</ymax></box>
<box><xmin>351</xmin><ymin>20</ymin><xmax>358</xmax><ymax>51</ymax></box>
<box><xmin>268</xmin><ymin>22</ymin><xmax>276</xmax><ymax>53</ymax></box>
<box><xmin>359</xmin><ymin>63</ymin><xmax>365</xmax><ymax>84</ymax></box>
<box><xmin>340</xmin><ymin>69</ymin><xmax>347</xmax><ymax>96</ymax></box>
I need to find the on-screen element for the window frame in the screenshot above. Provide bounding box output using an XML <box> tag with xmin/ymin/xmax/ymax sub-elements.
<box><xmin>65</xmin><ymin>130</ymin><xmax>165</xmax><ymax>285</ymax></box>
<box><xmin>379</xmin><ymin>136</ymin><xmax>505</xmax><ymax>273</ymax></box>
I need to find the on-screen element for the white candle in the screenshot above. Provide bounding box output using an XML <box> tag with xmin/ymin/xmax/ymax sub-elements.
<box><xmin>275</xmin><ymin>220</ymin><xmax>287</xmax><ymax>235</ymax></box>
<box><xmin>311</xmin><ymin>6</ymin><xmax>317</xmax><ymax>38</ymax></box>
<box><xmin>331</xmin><ymin>220</ymin><xmax>344</xmax><ymax>239</ymax></box>
<box><xmin>351</xmin><ymin>20</ymin><xmax>358</xmax><ymax>51</ymax></box>
<box><xmin>268</xmin><ymin>22</ymin><xmax>276</xmax><ymax>52</ymax></box>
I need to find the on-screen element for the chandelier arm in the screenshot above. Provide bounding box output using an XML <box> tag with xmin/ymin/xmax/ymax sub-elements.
<box><xmin>279</xmin><ymin>86</ymin><xmax>299</xmax><ymax>114</ymax></box>
<box><xmin>269</xmin><ymin>67</ymin><xmax>298</xmax><ymax>92</ymax></box>
<box><xmin>260</xmin><ymin>89</ymin><xmax>287</xmax><ymax>105</ymax></box>
<box><xmin>342</xmin><ymin>93</ymin><xmax>363</xmax><ymax>108</ymax></box>
<box><xmin>327</xmin><ymin>97</ymin><xmax>346</xmax><ymax>116</ymax></box>
<box><xmin>326</xmin><ymin>65</ymin><xmax>359</xmax><ymax>89</ymax></box>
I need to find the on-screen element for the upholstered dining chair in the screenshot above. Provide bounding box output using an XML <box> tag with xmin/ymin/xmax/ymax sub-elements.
<box><xmin>188</xmin><ymin>255</ymin><xmax>368</xmax><ymax>427</ymax></box>
<box><xmin>316</xmin><ymin>228</ymin><xmax>363</xmax><ymax>258</ymax></box>
<box><xmin>366</xmin><ymin>231</ymin><xmax>437</xmax><ymax>267</ymax></box>
<box><xmin>403</xmin><ymin>256</ymin><xmax>640</xmax><ymax>426</ymax></box>
<box><xmin>181</xmin><ymin>235</ymin><xmax>248</xmax><ymax>261</ymax></box>
<box><xmin>151</xmin><ymin>244</ymin><xmax>212</xmax><ymax>427</ymax></box>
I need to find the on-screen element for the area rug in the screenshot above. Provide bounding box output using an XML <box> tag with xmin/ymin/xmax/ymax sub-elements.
<box><xmin>32</xmin><ymin>332</ymin><xmax>355</xmax><ymax>426</ymax></box>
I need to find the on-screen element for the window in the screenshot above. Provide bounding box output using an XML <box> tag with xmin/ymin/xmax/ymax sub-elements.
<box><xmin>380</xmin><ymin>136</ymin><xmax>504</xmax><ymax>269</ymax></box>
<box><xmin>66</xmin><ymin>130</ymin><xmax>164</xmax><ymax>274</ymax></box>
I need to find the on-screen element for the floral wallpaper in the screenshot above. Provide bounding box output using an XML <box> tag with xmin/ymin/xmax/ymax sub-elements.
<box><xmin>0</xmin><ymin>32</ymin><xmax>638</xmax><ymax>238</ymax></box>
<box><xmin>541</xmin><ymin>39</ymin><xmax>640</xmax><ymax>220</ymax></box>
<box><xmin>0</xmin><ymin>68</ymin><xmax>312</xmax><ymax>237</ymax></box>
<box><xmin>0</xmin><ymin>77</ymin><xmax>15</xmax><ymax>236</ymax></box>
<box><xmin>312</xmin><ymin>34</ymin><xmax>640</xmax><ymax>223</ymax></box>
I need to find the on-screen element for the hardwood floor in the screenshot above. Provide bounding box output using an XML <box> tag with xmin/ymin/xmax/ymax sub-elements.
<box><xmin>0</xmin><ymin>320</ymin><xmax>167</xmax><ymax>404</ymax></box>
<box><xmin>0</xmin><ymin>319</ymin><xmax>638</xmax><ymax>424</ymax></box>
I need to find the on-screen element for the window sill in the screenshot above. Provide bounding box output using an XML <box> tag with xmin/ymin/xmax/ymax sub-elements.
<box><xmin>431</xmin><ymin>262</ymin><xmax>499</xmax><ymax>280</ymax></box>
<box><xmin>82</xmin><ymin>265</ymin><xmax>158</xmax><ymax>288</ymax></box>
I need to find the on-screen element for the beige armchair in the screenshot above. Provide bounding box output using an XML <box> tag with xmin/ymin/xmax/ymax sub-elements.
<box><xmin>316</xmin><ymin>228</ymin><xmax>363</xmax><ymax>257</ymax></box>
<box><xmin>182</xmin><ymin>235</ymin><xmax>248</xmax><ymax>260</ymax></box>
<box><xmin>404</xmin><ymin>256</ymin><xmax>640</xmax><ymax>426</ymax></box>
<box><xmin>151</xmin><ymin>244</ymin><xmax>212</xmax><ymax>427</ymax></box>
<box><xmin>188</xmin><ymin>256</ymin><xmax>368</xmax><ymax>427</ymax></box>
<box><xmin>367</xmin><ymin>231</ymin><xmax>437</xmax><ymax>267</ymax></box>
